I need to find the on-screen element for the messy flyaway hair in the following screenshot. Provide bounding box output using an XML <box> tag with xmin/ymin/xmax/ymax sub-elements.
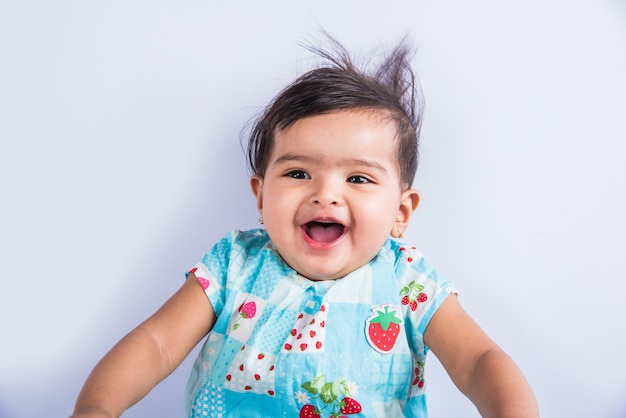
<box><xmin>245</xmin><ymin>34</ymin><xmax>424</xmax><ymax>188</ymax></box>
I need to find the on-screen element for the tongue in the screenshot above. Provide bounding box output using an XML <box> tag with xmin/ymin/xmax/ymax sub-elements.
<box><xmin>307</xmin><ymin>222</ymin><xmax>344</xmax><ymax>243</ymax></box>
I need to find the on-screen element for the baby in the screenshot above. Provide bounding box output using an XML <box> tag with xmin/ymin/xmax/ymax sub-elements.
<box><xmin>72</xmin><ymin>36</ymin><xmax>539</xmax><ymax>417</ymax></box>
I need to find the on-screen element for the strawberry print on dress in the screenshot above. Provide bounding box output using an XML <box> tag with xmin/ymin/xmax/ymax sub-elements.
<box><xmin>223</xmin><ymin>345</ymin><xmax>277</xmax><ymax>397</ymax></box>
<box><xmin>189</xmin><ymin>267</ymin><xmax>211</xmax><ymax>290</ymax></box>
<box><xmin>297</xmin><ymin>374</ymin><xmax>362</xmax><ymax>418</ymax></box>
<box><xmin>228</xmin><ymin>294</ymin><xmax>265</xmax><ymax>343</ymax></box>
<box><xmin>400</xmin><ymin>280</ymin><xmax>428</xmax><ymax>312</ymax></box>
<box><xmin>412</xmin><ymin>359</ymin><xmax>425</xmax><ymax>389</ymax></box>
<box><xmin>233</xmin><ymin>301</ymin><xmax>256</xmax><ymax>330</ymax></box>
<box><xmin>398</xmin><ymin>245</ymin><xmax>419</xmax><ymax>263</ymax></box>
<box><xmin>282</xmin><ymin>304</ymin><xmax>328</xmax><ymax>353</ymax></box>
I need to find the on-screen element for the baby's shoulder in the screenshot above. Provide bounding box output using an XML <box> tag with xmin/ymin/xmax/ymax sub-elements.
<box><xmin>382</xmin><ymin>239</ymin><xmax>427</xmax><ymax>272</ymax></box>
<box><xmin>383</xmin><ymin>239</ymin><xmax>454</xmax><ymax>291</ymax></box>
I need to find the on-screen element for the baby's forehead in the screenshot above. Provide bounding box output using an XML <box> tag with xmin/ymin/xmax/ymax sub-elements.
<box><xmin>272</xmin><ymin>111</ymin><xmax>402</xmax><ymax>168</ymax></box>
<box><xmin>273</xmin><ymin>109</ymin><xmax>399</xmax><ymax>148</ymax></box>
<box><xmin>278</xmin><ymin>108</ymin><xmax>400</xmax><ymax>143</ymax></box>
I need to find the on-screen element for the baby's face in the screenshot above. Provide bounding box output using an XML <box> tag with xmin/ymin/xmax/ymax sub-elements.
<box><xmin>250</xmin><ymin>109</ymin><xmax>417</xmax><ymax>281</ymax></box>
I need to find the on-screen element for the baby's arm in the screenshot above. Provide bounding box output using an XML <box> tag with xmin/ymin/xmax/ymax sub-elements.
<box><xmin>71</xmin><ymin>273</ymin><xmax>215</xmax><ymax>418</ymax></box>
<box><xmin>424</xmin><ymin>295</ymin><xmax>539</xmax><ymax>418</ymax></box>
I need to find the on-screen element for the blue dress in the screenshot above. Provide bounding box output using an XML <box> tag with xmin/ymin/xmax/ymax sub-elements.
<box><xmin>185</xmin><ymin>229</ymin><xmax>456</xmax><ymax>417</ymax></box>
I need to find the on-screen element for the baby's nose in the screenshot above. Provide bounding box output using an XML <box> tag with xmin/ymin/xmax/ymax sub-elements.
<box><xmin>310</xmin><ymin>180</ymin><xmax>341</xmax><ymax>206</ymax></box>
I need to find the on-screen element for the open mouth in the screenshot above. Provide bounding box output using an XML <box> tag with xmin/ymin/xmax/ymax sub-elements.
<box><xmin>304</xmin><ymin>221</ymin><xmax>347</xmax><ymax>243</ymax></box>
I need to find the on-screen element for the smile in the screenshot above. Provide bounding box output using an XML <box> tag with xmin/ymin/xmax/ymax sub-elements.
<box><xmin>303</xmin><ymin>221</ymin><xmax>347</xmax><ymax>244</ymax></box>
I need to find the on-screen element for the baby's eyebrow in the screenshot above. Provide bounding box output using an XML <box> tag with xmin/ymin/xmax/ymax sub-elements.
<box><xmin>348</xmin><ymin>158</ymin><xmax>387</xmax><ymax>172</ymax></box>
<box><xmin>273</xmin><ymin>153</ymin><xmax>317</xmax><ymax>165</ymax></box>
<box><xmin>273</xmin><ymin>153</ymin><xmax>388</xmax><ymax>173</ymax></box>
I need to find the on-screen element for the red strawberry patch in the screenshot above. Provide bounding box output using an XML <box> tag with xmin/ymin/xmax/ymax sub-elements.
<box><xmin>365</xmin><ymin>304</ymin><xmax>403</xmax><ymax>353</ymax></box>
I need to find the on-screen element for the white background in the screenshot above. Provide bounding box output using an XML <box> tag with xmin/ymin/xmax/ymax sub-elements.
<box><xmin>1</xmin><ymin>1</ymin><xmax>625</xmax><ymax>417</ymax></box>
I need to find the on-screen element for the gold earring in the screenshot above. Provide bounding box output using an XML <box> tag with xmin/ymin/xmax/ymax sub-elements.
<box><xmin>399</xmin><ymin>231</ymin><xmax>404</xmax><ymax>239</ymax></box>
<box><xmin>259</xmin><ymin>217</ymin><xmax>264</xmax><ymax>225</ymax></box>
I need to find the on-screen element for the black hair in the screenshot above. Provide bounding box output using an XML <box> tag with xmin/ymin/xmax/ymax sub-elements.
<box><xmin>245</xmin><ymin>34</ymin><xmax>424</xmax><ymax>188</ymax></box>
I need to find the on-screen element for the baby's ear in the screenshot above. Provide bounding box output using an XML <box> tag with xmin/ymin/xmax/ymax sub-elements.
<box><xmin>250</xmin><ymin>175</ymin><xmax>264</xmax><ymax>212</ymax></box>
<box><xmin>393</xmin><ymin>189</ymin><xmax>420</xmax><ymax>237</ymax></box>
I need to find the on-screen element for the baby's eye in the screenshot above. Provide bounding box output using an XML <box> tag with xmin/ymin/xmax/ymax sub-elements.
<box><xmin>347</xmin><ymin>175</ymin><xmax>370</xmax><ymax>184</ymax></box>
<box><xmin>286</xmin><ymin>170</ymin><xmax>310</xmax><ymax>180</ymax></box>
